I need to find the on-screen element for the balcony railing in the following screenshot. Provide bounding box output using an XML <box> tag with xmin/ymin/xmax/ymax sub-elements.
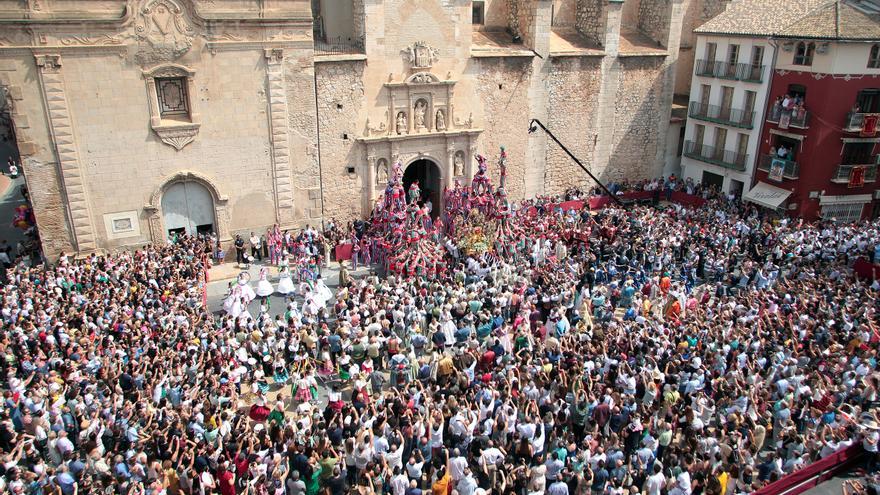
<box><xmin>766</xmin><ymin>104</ymin><xmax>810</xmax><ymax>129</ymax></box>
<box><xmin>694</xmin><ymin>59</ymin><xmax>765</xmax><ymax>82</ymax></box>
<box><xmin>314</xmin><ymin>35</ymin><xmax>366</xmax><ymax>55</ymax></box>
<box><xmin>832</xmin><ymin>164</ymin><xmax>878</xmax><ymax>183</ymax></box>
<box><xmin>683</xmin><ymin>140</ymin><xmax>748</xmax><ymax>171</ymax></box>
<box><xmin>689</xmin><ymin>101</ymin><xmax>755</xmax><ymax>128</ymax></box>
<box><xmin>757</xmin><ymin>154</ymin><xmax>800</xmax><ymax>179</ymax></box>
<box><xmin>844</xmin><ymin>112</ymin><xmax>880</xmax><ymax>134</ymax></box>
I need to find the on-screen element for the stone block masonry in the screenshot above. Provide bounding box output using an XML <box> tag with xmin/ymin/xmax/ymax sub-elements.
<box><xmin>315</xmin><ymin>61</ymin><xmax>366</xmax><ymax>223</ymax></box>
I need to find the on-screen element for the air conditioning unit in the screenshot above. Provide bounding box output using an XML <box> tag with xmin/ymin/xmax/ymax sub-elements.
<box><xmin>816</xmin><ymin>42</ymin><xmax>830</xmax><ymax>54</ymax></box>
<box><xmin>782</xmin><ymin>41</ymin><xmax>794</xmax><ymax>52</ymax></box>
<box><xmin>874</xmin><ymin>190</ymin><xmax>880</xmax><ymax>200</ymax></box>
<box><xmin>788</xmin><ymin>203</ymin><xmax>798</xmax><ymax>210</ymax></box>
<box><xmin>809</xmin><ymin>191</ymin><xmax>820</xmax><ymax>199</ymax></box>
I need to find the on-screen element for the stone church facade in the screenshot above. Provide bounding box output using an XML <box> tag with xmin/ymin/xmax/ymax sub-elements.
<box><xmin>0</xmin><ymin>0</ymin><xmax>725</xmax><ymax>258</ymax></box>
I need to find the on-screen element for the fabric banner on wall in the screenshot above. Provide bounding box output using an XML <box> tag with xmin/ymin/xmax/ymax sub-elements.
<box><xmin>335</xmin><ymin>243</ymin><xmax>353</xmax><ymax>261</ymax></box>
<box><xmin>768</xmin><ymin>158</ymin><xmax>786</xmax><ymax>182</ymax></box>
<box><xmin>849</xmin><ymin>166</ymin><xmax>866</xmax><ymax>188</ymax></box>
<box><xmin>861</xmin><ymin>114</ymin><xmax>878</xmax><ymax>137</ymax></box>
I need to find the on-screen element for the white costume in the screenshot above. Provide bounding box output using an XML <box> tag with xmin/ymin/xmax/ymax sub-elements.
<box><xmin>314</xmin><ymin>278</ymin><xmax>333</xmax><ymax>308</ymax></box>
<box><xmin>223</xmin><ymin>286</ymin><xmax>244</xmax><ymax>318</ymax></box>
<box><xmin>255</xmin><ymin>267</ymin><xmax>274</xmax><ymax>297</ymax></box>
<box><xmin>236</xmin><ymin>272</ymin><xmax>256</xmax><ymax>304</ymax></box>
<box><xmin>276</xmin><ymin>258</ymin><xmax>295</xmax><ymax>295</ymax></box>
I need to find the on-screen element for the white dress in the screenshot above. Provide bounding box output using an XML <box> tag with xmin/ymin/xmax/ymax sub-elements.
<box><xmin>276</xmin><ymin>266</ymin><xmax>295</xmax><ymax>295</ymax></box>
<box><xmin>223</xmin><ymin>286</ymin><xmax>241</xmax><ymax>317</ymax></box>
<box><xmin>238</xmin><ymin>278</ymin><xmax>256</xmax><ymax>304</ymax></box>
<box><xmin>255</xmin><ymin>269</ymin><xmax>274</xmax><ymax>297</ymax></box>
<box><xmin>314</xmin><ymin>279</ymin><xmax>333</xmax><ymax>308</ymax></box>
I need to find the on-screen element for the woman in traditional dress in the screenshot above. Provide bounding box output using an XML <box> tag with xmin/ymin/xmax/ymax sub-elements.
<box><xmin>255</xmin><ymin>267</ymin><xmax>274</xmax><ymax>310</ymax></box>
<box><xmin>223</xmin><ymin>284</ymin><xmax>242</xmax><ymax>317</ymax></box>
<box><xmin>236</xmin><ymin>272</ymin><xmax>256</xmax><ymax>305</ymax></box>
<box><xmin>276</xmin><ymin>254</ymin><xmax>295</xmax><ymax>295</ymax></box>
<box><xmin>314</xmin><ymin>276</ymin><xmax>333</xmax><ymax>308</ymax></box>
<box><xmin>272</xmin><ymin>353</ymin><xmax>289</xmax><ymax>386</ymax></box>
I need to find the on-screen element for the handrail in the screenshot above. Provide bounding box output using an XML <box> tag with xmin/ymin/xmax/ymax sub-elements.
<box><xmin>753</xmin><ymin>444</ymin><xmax>866</xmax><ymax>495</ymax></box>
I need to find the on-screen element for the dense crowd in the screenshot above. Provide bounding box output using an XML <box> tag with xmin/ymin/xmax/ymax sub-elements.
<box><xmin>0</xmin><ymin>187</ymin><xmax>879</xmax><ymax>495</ymax></box>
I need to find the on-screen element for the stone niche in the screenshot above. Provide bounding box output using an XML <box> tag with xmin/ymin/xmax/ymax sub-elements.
<box><xmin>357</xmin><ymin>68</ymin><xmax>482</xmax><ymax>215</ymax></box>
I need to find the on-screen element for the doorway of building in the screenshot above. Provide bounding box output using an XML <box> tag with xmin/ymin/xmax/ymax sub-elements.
<box><xmin>403</xmin><ymin>159</ymin><xmax>442</xmax><ymax>218</ymax></box>
<box><xmin>701</xmin><ymin>170</ymin><xmax>724</xmax><ymax>191</ymax></box>
<box><xmin>161</xmin><ymin>181</ymin><xmax>215</xmax><ymax>238</ymax></box>
<box><xmin>728</xmin><ymin>179</ymin><xmax>744</xmax><ymax>199</ymax></box>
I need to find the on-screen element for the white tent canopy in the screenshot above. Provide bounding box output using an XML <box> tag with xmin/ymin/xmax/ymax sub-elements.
<box><xmin>743</xmin><ymin>181</ymin><xmax>792</xmax><ymax>210</ymax></box>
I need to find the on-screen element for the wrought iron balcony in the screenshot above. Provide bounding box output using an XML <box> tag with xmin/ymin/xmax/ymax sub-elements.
<box><xmin>683</xmin><ymin>140</ymin><xmax>748</xmax><ymax>171</ymax></box>
<box><xmin>757</xmin><ymin>154</ymin><xmax>800</xmax><ymax>179</ymax></box>
<box><xmin>694</xmin><ymin>60</ymin><xmax>765</xmax><ymax>83</ymax></box>
<box><xmin>689</xmin><ymin>101</ymin><xmax>755</xmax><ymax>129</ymax></box>
<box><xmin>832</xmin><ymin>164</ymin><xmax>878</xmax><ymax>183</ymax></box>
<box><xmin>314</xmin><ymin>35</ymin><xmax>366</xmax><ymax>55</ymax></box>
<box><xmin>843</xmin><ymin>111</ymin><xmax>880</xmax><ymax>134</ymax></box>
<box><xmin>766</xmin><ymin>105</ymin><xmax>810</xmax><ymax>129</ymax></box>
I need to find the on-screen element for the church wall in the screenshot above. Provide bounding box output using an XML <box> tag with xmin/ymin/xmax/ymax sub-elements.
<box><xmin>0</xmin><ymin>57</ymin><xmax>75</xmax><ymax>257</ymax></box>
<box><xmin>59</xmin><ymin>49</ymin><xmax>279</xmax><ymax>250</ymax></box>
<box><xmin>608</xmin><ymin>56</ymin><xmax>666</xmax><ymax>181</ymax></box>
<box><xmin>472</xmin><ymin>56</ymin><xmax>532</xmax><ymax>199</ymax></box>
<box><xmin>544</xmin><ymin>56</ymin><xmax>603</xmax><ymax>194</ymax></box>
<box><xmin>315</xmin><ymin>60</ymin><xmax>366</xmax><ymax>223</ymax></box>
<box><xmin>284</xmin><ymin>53</ymin><xmax>324</xmax><ymax>227</ymax></box>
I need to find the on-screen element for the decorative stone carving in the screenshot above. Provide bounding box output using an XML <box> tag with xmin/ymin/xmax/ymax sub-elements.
<box><xmin>134</xmin><ymin>0</ymin><xmax>196</xmax><ymax>65</ymax></box>
<box><xmin>406</xmin><ymin>72</ymin><xmax>440</xmax><ymax>84</ymax></box>
<box><xmin>413</xmin><ymin>99</ymin><xmax>427</xmax><ymax>130</ymax></box>
<box><xmin>153</xmin><ymin>123</ymin><xmax>199</xmax><ymax>150</ymax></box>
<box><xmin>396</xmin><ymin>112</ymin><xmax>407</xmax><ymax>135</ymax></box>
<box><xmin>376</xmin><ymin>159</ymin><xmax>389</xmax><ymax>185</ymax></box>
<box><xmin>436</xmin><ymin>109</ymin><xmax>446</xmax><ymax>131</ymax></box>
<box><xmin>34</xmin><ymin>53</ymin><xmax>98</xmax><ymax>253</ymax></box>
<box><xmin>365</xmin><ymin>116</ymin><xmax>387</xmax><ymax>137</ymax></box>
<box><xmin>404</xmin><ymin>41</ymin><xmax>439</xmax><ymax>70</ymax></box>
<box><xmin>454</xmin><ymin>151</ymin><xmax>464</xmax><ymax>177</ymax></box>
<box><xmin>455</xmin><ymin>112</ymin><xmax>474</xmax><ymax>129</ymax></box>
<box><xmin>59</xmin><ymin>34</ymin><xmax>123</xmax><ymax>46</ymax></box>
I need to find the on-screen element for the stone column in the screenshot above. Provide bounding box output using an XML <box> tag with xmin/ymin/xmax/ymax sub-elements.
<box><xmin>264</xmin><ymin>48</ymin><xmax>294</xmax><ymax>225</ymax></box>
<box><xmin>35</xmin><ymin>53</ymin><xmax>98</xmax><ymax>253</ymax></box>
<box><xmin>445</xmin><ymin>142</ymin><xmax>455</xmax><ymax>190</ymax></box>
<box><xmin>467</xmin><ymin>141</ymin><xmax>478</xmax><ymax>183</ymax></box>
<box><xmin>365</xmin><ymin>155</ymin><xmax>377</xmax><ymax>216</ymax></box>
<box><xmin>651</xmin><ymin>0</ymin><xmax>686</xmax><ymax>178</ymax></box>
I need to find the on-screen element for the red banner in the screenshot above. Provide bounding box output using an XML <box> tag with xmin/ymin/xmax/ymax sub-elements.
<box><xmin>849</xmin><ymin>166</ymin><xmax>866</xmax><ymax>188</ymax></box>
<box><xmin>335</xmin><ymin>243</ymin><xmax>353</xmax><ymax>261</ymax></box>
<box><xmin>862</xmin><ymin>114</ymin><xmax>878</xmax><ymax>137</ymax></box>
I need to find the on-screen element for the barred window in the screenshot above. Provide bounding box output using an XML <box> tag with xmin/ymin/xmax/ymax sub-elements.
<box><xmin>156</xmin><ymin>77</ymin><xmax>189</xmax><ymax>117</ymax></box>
<box><xmin>821</xmin><ymin>202</ymin><xmax>865</xmax><ymax>223</ymax></box>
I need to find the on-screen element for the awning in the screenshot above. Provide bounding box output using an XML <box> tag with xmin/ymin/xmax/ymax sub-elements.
<box><xmin>770</xmin><ymin>129</ymin><xmax>805</xmax><ymax>141</ymax></box>
<box><xmin>819</xmin><ymin>194</ymin><xmax>872</xmax><ymax>205</ymax></box>
<box><xmin>743</xmin><ymin>181</ymin><xmax>792</xmax><ymax>209</ymax></box>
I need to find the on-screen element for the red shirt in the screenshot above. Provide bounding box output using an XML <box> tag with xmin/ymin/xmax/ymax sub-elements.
<box><xmin>218</xmin><ymin>469</ymin><xmax>235</xmax><ymax>495</ymax></box>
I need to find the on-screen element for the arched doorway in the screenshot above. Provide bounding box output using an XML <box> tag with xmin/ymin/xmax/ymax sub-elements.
<box><xmin>403</xmin><ymin>159</ymin><xmax>441</xmax><ymax>218</ymax></box>
<box><xmin>161</xmin><ymin>181</ymin><xmax>215</xmax><ymax>238</ymax></box>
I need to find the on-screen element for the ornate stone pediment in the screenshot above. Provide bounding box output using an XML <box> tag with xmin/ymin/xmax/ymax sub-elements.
<box><xmin>134</xmin><ymin>0</ymin><xmax>196</xmax><ymax>65</ymax></box>
<box><xmin>406</xmin><ymin>72</ymin><xmax>440</xmax><ymax>84</ymax></box>
<box><xmin>403</xmin><ymin>41</ymin><xmax>439</xmax><ymax>70</ymax></box>
<box><xmin>153</xmin><ymin>122</ymin><xmax>200</xmax><ymax>150</ymax></box>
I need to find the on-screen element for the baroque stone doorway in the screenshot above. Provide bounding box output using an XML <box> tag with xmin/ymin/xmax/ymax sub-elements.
<box><xmin>403</xmin><ymin>158</ymin><xmax>441</xmax><ymax>218</ymax></box>
<box><xmin>160</xmin><ymin>180</ymin><xmax>215</xmax><ymax>238</ymax></box>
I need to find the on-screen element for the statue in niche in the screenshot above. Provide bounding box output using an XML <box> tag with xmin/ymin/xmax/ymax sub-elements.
<box><xmin>377</xmin><ymin>159</ymin><xmax>388</xmax><ymax>185</ymax></box>
<box><xmin>414</xmin><ymin>100</ymin><xmax>427</xmax><ymax>129</ymax></box>
<box><xmin>436</xmin><ymin>109</ymin><xmax>446</xmax><ymax>131</ymax></box>
<box><xmin>454</xmin><ymin>152</ymin><xmax>464</xmax><ymax>177</ymax></box>
<box><xmin>396</xmin><ymin>112</ymin><xmax>407</xmax><ymax>135</ymax></box>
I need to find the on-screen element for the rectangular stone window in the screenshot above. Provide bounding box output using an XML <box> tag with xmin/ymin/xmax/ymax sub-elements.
<box><xmin>156</xmin><ymin>77</ymin><xmax>190</xmax><ymax>118</ymax></box>
<box><xmin>472</xmin><ymin>1</ymin><xmax>484</xmax><ymax>24</ymax></box>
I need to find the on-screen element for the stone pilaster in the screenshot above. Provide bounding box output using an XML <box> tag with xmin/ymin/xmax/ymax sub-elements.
<box><xmin>591</xmin><ymin>2</ymin><xmax>623</xmax><ymax>177</ymax></box>
<box><xmin>35</xmin><ymin>53</ymin><xmax>97</xmax><ymax>253</ymax></box>
<box><xmin>651</xmin><ymin>0</ymin><xmax>686</xmax><ymax>178</ymax></box>
<box><xmin>365</xmin><ymin>155</ymin><xmax>377</xmax><ymax>216</ymax></box>
<box><xmin>524</xmin><ymin>0</ymin><xmax>552</xmax><ymax>197</ymax></box>
<box><xmin>264</xmin><ymin>48</ymin><xmax>294</xmax><ymax>223</ymax></box>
